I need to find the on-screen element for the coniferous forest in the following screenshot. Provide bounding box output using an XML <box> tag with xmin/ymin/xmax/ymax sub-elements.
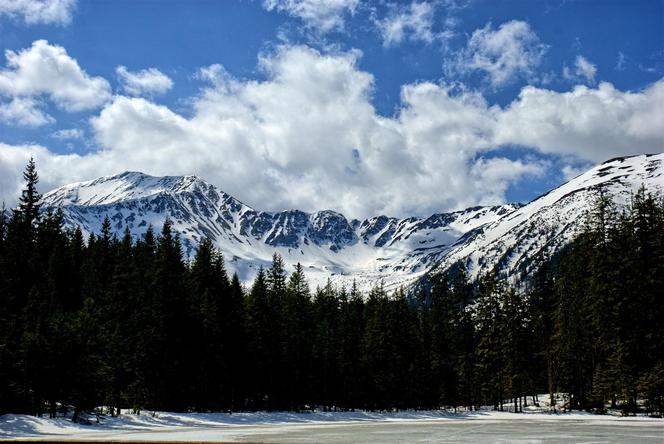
<box><xmin>1</xmin><ymin>160</ymin><xmax>663</xmax><ymax>418</ymax></box>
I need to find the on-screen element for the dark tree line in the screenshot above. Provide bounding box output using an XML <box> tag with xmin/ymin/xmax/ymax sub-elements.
<box><xmin>1</xmin><ymin>160</ymin><xmax>663</xmax><ymax>418</ymax></box>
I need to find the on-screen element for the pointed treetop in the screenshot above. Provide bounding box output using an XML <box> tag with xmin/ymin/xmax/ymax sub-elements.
<box><xmin>101</xmin><ymin>216</ymin><xmax>113</xmax><ymax>242</ymax></box>
<box><xmin>18</xmin><ymin>156</ymin><xmax>42</xmax><ymax>227</ymax></box>
<box><xmin>144</xmin><ymin>224</ymin><xmax>155</xmax><ymax>247</ymax></box>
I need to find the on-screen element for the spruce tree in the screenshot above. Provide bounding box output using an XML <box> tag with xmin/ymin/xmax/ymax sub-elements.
<box><xmin>428</xmin><ymin>273</ymin><xmax>459</xmax><ymax>408</ymax></box>
<box><xmin>337</xmin><ymin>280</ymin><xmax>366</xmax><ymax>409</ymax></box>
<box><xmin>245</xmin><ymin>267</ymin><xmax>272</xmax><ymax>409</ymax></box>
<box><xmin>226</xmin><ymin>273</ymin><xmax>247</xmax><ymax>412</ymax></box>
<box><xmin>474</xmin><ymin>271</ymin><xmax>505</xmax><ymax>410</ymax></box>
<box><xmin>189</xmin><ymin>238</ymin><xmax>223</xmax><ymax>410</ymax></box>
<box><xmin>449</xmin><ymin>265</ymin><xmax>476</xmax><ymax>410</ymax></box>
<box><xmin>17</xmin><ymin>157</ymin><xmax>42</xmax><ymax>229</ymax></box>
<box><xmin>529</xmin><ymin>258</ymin><xmax>556</xmax><ymax>408</ymax></box>
<box><xmin>282</xmin><ymin>263</ymin><xmax>313</xmax><ymax>410</ymax></box>
<box><xmin>312</xmin><ymin>280</ymin><xmax>340</xmax><ymax>409</ymax></box>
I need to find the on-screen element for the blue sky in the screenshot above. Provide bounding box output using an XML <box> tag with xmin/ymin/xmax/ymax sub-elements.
<box><xmin>0</xmin><ymin>0</ymin><xmax>662</xmax><ymax>218</ymax></box>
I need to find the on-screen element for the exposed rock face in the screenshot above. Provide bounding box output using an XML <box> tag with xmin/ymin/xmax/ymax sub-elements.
<box><xmin>41</xmin><ymin>153</ymin><xmax>663</xmax><ymax>291</ymax></box>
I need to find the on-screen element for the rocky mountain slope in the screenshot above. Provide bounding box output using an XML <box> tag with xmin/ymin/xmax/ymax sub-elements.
<box><xmin>424</xmin><ymin>153</ymin><xmax>663</xmax><ymax>284</ymax></box>
<box><xmin>41</xmin><ymin>171</ymin><xmax>516</xmax><ymax>290</ymax></box>
<box><xmin>41</xmin><ymin>153</ymin><xmax>663</xmax><ymax>290</ymax></box>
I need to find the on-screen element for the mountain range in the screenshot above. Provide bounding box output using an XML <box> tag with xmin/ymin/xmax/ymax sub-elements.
<box><xmin>41</xmin><ymin>153</ymin><xmax>663</xmax><ymax>291</ymax></box>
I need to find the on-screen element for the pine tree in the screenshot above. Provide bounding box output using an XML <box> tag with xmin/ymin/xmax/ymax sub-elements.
<box><xmin>1</xmin><ymin>159</ymin><xmax>49</xmax><ymax>414</ymax></box>
<box><xmin>141</xmin><ymin>219</ymin><xmax>191</xmax><ymax>410</ymax></box>
<box><xmin>389</xmin><ymin>287</ymin><xmax>420</xmax><ymax>409</ymax></box>
<box><xmin>553</xmin><ymin>233</ymin><xmax>596</xmax><ymax>411</ymax></box>
<box><xmin>312</xmin><ymin>280</ymin><xmax>340</xmax><ymax>409</ymax></box>
<box><xmin>528</xmin><ymin>258</ymin><xmax>556</xmax><ymax>408</ymax></box>
<box><xmin>428</xmin><ymin>273</ymin><xmax>458</xmax><ymax>408</ymax></box>
<box><xmin>337</xmin><ymin>281</ymin><xmax>366</xmax><ymax>409</ymax></box>
<box><xmin>361</xmin><ymin>283</ymin><xmax>392</xmax><ymax>409</ymax></box>
<box><xmin>17</xmin><ymin>157</ymin><xmax>42</xmax><ymax>229</ymax></box>
<box><xmin>501</xmin><ymin>285</ymin><xmax>527</xmax><ymax>412</ymax></box>
<box><xmin>226</xmin><ymin>273</ymin><xmax>247</xmax><ymax>412</ymax></box>
<box><xmin>245</xmin><ymin>267</ymin><xmax>272</xmax><ymax>409</ymax></box>
<box><xmin>100</xmin><ymin>226</ymin><xmax>136</xmax><ymax>416</ymax></box>
<box><xmin>449</xmin><ymin>265</ymin><xmax>476</xmax><ymax>410</ymax></box>
<box><xmin>189</xmin><ymin>238</ymin><xmax>223</xmax><ymax>410</ymax></box>
<box><xmin>281</xmin><ymin>263</ymin><xmax>313</xmax><ymax>410</ymax></box>
<box><xmin>474</xmin><ymin>271</ymin><xmax>505</xmax><ymax>410</ymax></box>
<box><xmin>266</xmin><ymin>254</ymin><xmax>287</xmax><ymax>408</ymax></box>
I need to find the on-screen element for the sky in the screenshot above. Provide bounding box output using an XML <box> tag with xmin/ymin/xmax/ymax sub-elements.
<box><xmin>0</xmin><ymin>0</ymin><xmax>662</xmax><ymax>219</ymax></box>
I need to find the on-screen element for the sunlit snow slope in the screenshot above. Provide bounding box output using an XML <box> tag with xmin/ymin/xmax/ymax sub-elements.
<box><xmin>42</xmin><ymin>171</ymin><xmax>516</xmax><ymax>290</ymax></box>
<box><xmin>41</xmin><ymin>153</ymin><xmax>663</xmax><ymax>290</ymax></box>
<box><xmin>425</xmin><ymin>153</ymin><xmax>663</xmax><ymax>284</ymax></box>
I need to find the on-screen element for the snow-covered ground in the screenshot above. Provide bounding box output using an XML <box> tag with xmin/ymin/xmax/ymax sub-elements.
<box><xmin>2</xmin><ymin>405</ymin><xmax>662</xmax><ymax>443</ymax></box>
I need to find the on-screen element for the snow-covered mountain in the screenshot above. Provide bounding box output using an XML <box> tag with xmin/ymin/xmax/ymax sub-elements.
<box><xmin>41</xmin><ymin>153</ymin><xmax>663</xmax><ymax>291</ymax></box>
<box><xmin>41</xmin><ymin>171</ymin><xmax>517</xmax><ymax>290</ymax></box>
<box><xmin>423</xmin><ymin>153</ymin><xmax>664</xmax><ymax>285</ymax></box>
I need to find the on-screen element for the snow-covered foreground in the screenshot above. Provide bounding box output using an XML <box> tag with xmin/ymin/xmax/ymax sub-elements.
<box><xmin>1</xmin><ymin>409</ymin><xmax>663</xmax><ymax>443</ymax></box>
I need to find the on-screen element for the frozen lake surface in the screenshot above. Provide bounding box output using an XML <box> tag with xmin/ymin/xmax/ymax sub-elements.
<box><xmin>2</xmin><ymin>410</ymin><xmax>662</xmax><ymax>443</ymax></box>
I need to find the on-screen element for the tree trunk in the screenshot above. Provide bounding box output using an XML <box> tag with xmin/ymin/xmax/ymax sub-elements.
<box><xmin>548</xmin><ymin>357</ymin><xmax>556</xmax><ymax>408</ymax></box>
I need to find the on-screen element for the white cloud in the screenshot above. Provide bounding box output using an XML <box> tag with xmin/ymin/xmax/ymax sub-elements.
<box><xmin>561</xmin><ymin>163</ymin><xmax>590</xmax><ymax>181</ymax></box>
<box><xmin>448</xmin><ymin>20</ymin><xmax>548</xmax><ymax>88</ymax></box>
<box><xmin>51</xmin><ymin>128</ymin><xmax>83</xmax><ymax>140</ymax></box>
<box><xmin>0</xmin><ymin>142</ymin><xmax>85</xmax><ymax>205</ymax></box>
<box><xmin>262</xmin><ymin>0</ymin><xmax>359</xmax><ymax>33</ymax></box>
<box><xmin>0</xmin><ymin>97</ymin><xmax>53</xmax><ymax>126</ymax></box>
<box><xmin>0</xmin><ymin>40</ymin><xmax>111</xmax><ymax>119</ymax></box>
<box><xmin>116</xmin><ymin>66</ymin><xmax>173</xmax><ymax>96</ymax></box>
<box><xmin>470</xmin><ymin>156</ymin><xmax>548</xmax><ymax>193</ymax></box>
<box><xmin>574</xmin><ymin>56</ymin><xmax>597</xmax><ymax>83</ymax></box>
<box><xmin>495</xmin><ymin>81</ymin><xmax>664</xmax><ymax>160</ymax></box>
<box><xmin>1</xmin><ymin>45</ymin><xmax>662</xmax><ymax>219</ymax></box>
<box><xmin>377</xmin><ymin>2</ymin><xmax>437</xmax><ymax>46</ymax></box>
<box><xmin>563</xmin><ymin>55</ymin><xmax>597</xmax><ymax>84</ymax></box>
<box><xmin>196</xmin><ymin>64</ymin><xmax>231</xmax><ymax>86</ymax></box>
<box><xmin>0</xmin><ymin>0</ymin><xmax>76</xmax><ymax>25</ymax></box>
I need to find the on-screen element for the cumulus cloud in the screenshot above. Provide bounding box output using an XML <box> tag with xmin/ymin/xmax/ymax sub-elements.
<box><xmin>563</xmin><ymin>55</ymin><xmax>597</xmax><ymax>84</ymax></box>
<box><xmin>1</xmin><ymin>45</ymin><xmax>662</xmax><ymax>219</ymax></box>
<box><xmin>116</xmin><ymin>66</ymin><xmax>173</xmax><ymax>96</ymax></box>
<box><xmin>495</xmin><ymin>80</ymin><xmax>664</xmax><ymax>160</ymax></box>
<box><xmin>448</xmin><ymin>20</ymin><xmax>548</xmax><ymax>88</ymax></box>
<box><xmin>0</xmin><ymin>97</ymin><xmax>53</xmax><ymax>126</ymax></box>
<box><xmin>0</xmin><ymin>0</ymin><xmax>76</xmax><ymax>25</ymax></box>
<box><xmin>470</xmin><ymin>156</ymin><xmax>548</xmax><ymax>193</ymax></box>
<box><xmin>262</xmin><ymin>0</ymin><xmax>359</xmax><ymax>33</ymax></box>
<box><xmin>0</xmin><ymin>142</ymin><xmax>85</xmax><ymax>205</ymax></box>
<box><xmin>376</xmin><ymin>2</ymin><xmax>437</xmax><ymax>46</ymax></box>
<box><xmin>0</xmin><ymin>40</ymin><xmax>111</xmax><ymax>126</ymax></box>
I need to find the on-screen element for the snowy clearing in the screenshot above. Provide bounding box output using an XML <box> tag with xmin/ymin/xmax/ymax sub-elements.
<box><xmin>1</xmin><ymin>409</ymin><xmax>663</xmax><ymax>443</ymax></box>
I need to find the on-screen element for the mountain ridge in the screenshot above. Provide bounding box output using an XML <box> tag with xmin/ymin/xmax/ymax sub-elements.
<box><xmin>426</xmin><ymin>152</ymin><xmax>663</xmax><ymax>284</ymax></box>
<box><xmin>41</xmin><ymin>170</ymin><xmax>518</xmax><ymax>290</ymax></box>
<box><xmin>40</xmin><ymin>153</ymin><xmax>663</xmax><ymax>291</ymax></box>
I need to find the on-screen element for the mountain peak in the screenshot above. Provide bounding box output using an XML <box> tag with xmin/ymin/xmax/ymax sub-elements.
<box><xmin>427</xmin><ymin>152</ymin><xmax>664</xmax><ymax>284</ymax></box>
<box><xmin>42</xmin><ymin>171</ymin><xmax>224</xmax><ymax>207</ymax></box>
<box><xmin>39</xmin><ymin>153</ymin><xmax>663</xmax><ymax>291</ymax></box>
<box><xmin>40</xmin><ymin>169</ymin><xmax>519</xmax><ymax>290</ymax></box>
